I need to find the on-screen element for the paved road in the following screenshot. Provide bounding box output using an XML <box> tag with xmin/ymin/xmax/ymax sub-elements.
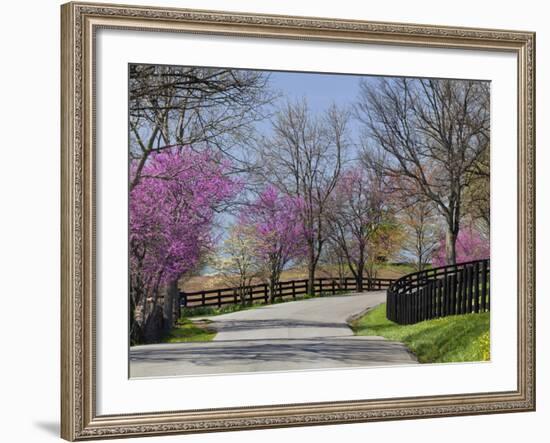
<box><xmin>130</xmin><ymin>292</ymin><xmax>418</xmax><ymax>377</ymax></box>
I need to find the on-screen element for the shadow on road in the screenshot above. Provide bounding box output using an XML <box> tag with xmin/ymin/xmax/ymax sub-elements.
<box><xmin>130</xmin><ymin>338</ymin><xmax>414</xmax><ymax>367</ymax></box>
<box><xmin>207</xmin><ymin>318</ymin><xmax>350</xmax><ymax>333</ymax></box>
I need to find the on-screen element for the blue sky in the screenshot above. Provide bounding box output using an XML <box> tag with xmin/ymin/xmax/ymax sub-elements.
<box><xmin>268</xmin><ymin>70</ymin><xmax>365</xmax><ymax>113</ymax></box>
<box><xmin>255</xmin><ymin>69</ymin><xmax>374</xmax><ymax>154</ymax></box>
<box><xmin>205</xmin><ymin>69</ymin><xmax>373</xmax><ymax>273</ymax></box>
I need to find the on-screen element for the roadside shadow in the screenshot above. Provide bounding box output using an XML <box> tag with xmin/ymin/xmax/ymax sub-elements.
<box><xmin>208</xmin><ymin>318</ymin><xmax>348</xmax><ymax>333</ymax></box>
<box><xmin>130</xmin><ymin>338</ymin><xmax>416</xmax><ymax>367</ymax></box>
<box><xmin>34</xmin><ymin>421</ymin><xmax>59</xmax><ymax>436</ymax></box>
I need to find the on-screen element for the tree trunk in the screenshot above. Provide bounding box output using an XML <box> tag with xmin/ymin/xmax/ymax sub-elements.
<box><xmin>307</xmin><ymin>248</ymin><xmax>316</xmax><ymax>297</ymax></box>
<box><xmin>357</xmin><ymin>273</ymin><xmax>364</xmax><ymax>292</ymax></box>
<box><xmin>417</xmin><ymin>247</ymin><xmax>424</xmax><ymax>272</ymax></box>
<box><xmin>162</xmin><ymin>280</ymin><xmax>179</xmax><ymax>335</ymax></box>
<box><xmin>239</xmin><ymin>287</ymin><xmax>247</xmax><ymax>306</ymax></box>
<box><xmin>445</xmin><ymin>228</ymin><xmax>458</xmax><ymax>265</ymax></box>
<box><xmin>171</xmin><ymin>283</ymin><xmax>180</xmax><ymax>324</ymax></box>
<box><xmin>238</xmin><ymin>278</ymin><xmax>247</xmax><ymax>306</ymax></box>
<box><xmin>129</xmin><ymin>294</ymin><xmax>140</xmax><ymax>346</ymax></box>
<box><xmin>268</xmin><ymin>279</ymin><xmax>277</xmax><ymax>304</ymax></box>
<box><xmin>357</xmin><ymin>249</ymin><xmax>365</xmax><ymax>292</ymax></box>
<box><xmin>142</xmin><ymin>304</ymin><xmax>164</xmax><ymax>343</ymax></box>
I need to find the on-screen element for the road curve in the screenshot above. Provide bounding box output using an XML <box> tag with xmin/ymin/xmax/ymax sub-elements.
<box><xmin>130</xmin><ymin>292</ymin><xmax>418</xmax><ymax>378</ymax></box>
<box><xmin>205</xmin><ymin>291</ymin><xmax>385</xmax><ymax>341</ymax></box>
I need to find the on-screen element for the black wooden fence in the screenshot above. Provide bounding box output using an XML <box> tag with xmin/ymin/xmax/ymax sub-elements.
<box><xmin>180</xmin><ymin>276</ymin><xmax>395</xmax><ymax>308</ymax></box>
<box><xmin>386</xmin><ymin>259</ymin><xmax>490</xmax><ymax>325</ymax></box>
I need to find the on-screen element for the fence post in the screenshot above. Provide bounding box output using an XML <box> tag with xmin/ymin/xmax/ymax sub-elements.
<box><xmin>425</xmin><ymin>286</ymin><xmax>430</xmax><ymax>321</ymax></box>
<box><xmin>217</xmin><ymin>289</ymin><xmax>222</xmax><ymax>308</ymax></box>
<box><xmin>436</xmin><ymin>278</ymin><xmax>443</xmax><ymax>317</ymax></box>
<box><xmin>424</xmin><ymin>282</ymin><xmax>429</xmax><ymax>320</ymax></box>
<box><xmin>481</xmin><ymin>260</ymin><xmax>488</xmax><ymax>311</ymax></box>
<box><xmin>485</xmin><ymin>262</ymin><xmax>491</xmax><ymax>310</ymax></box>
<box><xmin>443</xmin><ymin>273</ymin><xmax>450</xmax><ymax>316</ymax></box>
<box><xmin>201</xmin><ymin>291</ymin><xmax>206</xmax><ymax>306</ymax></box>
<box><xmin>433</xmin><ymin>279</ymin><xmax>439</xmax><ymax>318</ymax></box>
<box><xmin>456</xmin><ymin>269</ymin><xmax>463</xmax><ymax>314</ymax></box>
<box><xmin>461</xmin><ymin>267</ymin><xmax>468</xmax><ymax>314</ymax></box>
<box><xmin>413</xmin><ymin>290</ymin><xmax>418</xmax><ymax>323</ymax></box>
<box><xmin>264</xmin><ymin>283</ymin><xmax>268</xmax><ymax>304</ymax></box>
<box><xmin>467</xmin><ymin>265</ymin><xmax>474</xmax><ymax>313</ymax></box>
<box><xmin>474</xmin><ymin>261</ymin><xmax>480</xmax><ymax>313</ymax></box>
<box><xmin>292</xmin><ymin>280</ymin><xmax>296</xmax><ymax>299</ymax></box>
<box><xmin>332</xmin><ymin>279</ymin><xmax>336</xmax><ymax>295</ymax></box>
<box><xmin>428</xmin><ymin>280</ymin><xmax>434</xmax><ymax>319</ymax></box>
<box><xmin>449</xmin><ymin>273</ymin><xmax>456</xmax><ymax>315</ymax></box>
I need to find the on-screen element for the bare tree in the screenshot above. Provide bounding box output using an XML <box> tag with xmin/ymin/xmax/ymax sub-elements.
<box><xmin>463</xmin><ymin>146</ymin><xmax>490</xmax><ymax>237</ymax></box>
<box><xmin>129</xmin><ymin>64</ymin><xmax>275</xmax><ymax>189</ymax></box>
<box><xmin>327</xmin><ymin>165</ymin><xmax>401</xmax><ymax>292</ymax></box>
<box><xmin>399</xmin><ymin>197</ymin><xmax>440</xmax><ymax>271</ymax></box>
<box><xmin>325</xmin><ymin>167</ymin><xmax>391</xmax><ymax>292</ymax></box>
<box><xmin>319</xmin><ymin>241</ymin><xmax>349</xmax><ymax>288</ymax></box>
<box><xmin>257</xmin><ymin>100</ymin><xmax>349</xmax><ymax>295</ymax></box>
<box><xmin>356</xmin><ymin>78</ymin><xmax>490</xmax><ymax>264</ymax></box>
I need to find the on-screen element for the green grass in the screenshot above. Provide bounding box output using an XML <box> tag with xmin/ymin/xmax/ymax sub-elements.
<box><xmin>350</xmin><ymin>303</ymin><xmax>490</xmax><ymax>363</ymax></box>
<box><xmin>181</xmin><ymin>302</ymin><xmax>267</xmax><ymax>318</ymax></box>
<box><xmin>375</xmin><ymin>262</ymin><xmax>419</xmax><ymax>277</ymax></box>
<box><xmin>161</xmin><ymin>319</ymin><xmax>217</xmax><ymax>343</ymax></box>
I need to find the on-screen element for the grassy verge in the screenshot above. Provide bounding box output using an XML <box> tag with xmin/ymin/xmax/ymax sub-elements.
<box><xmin>161</xmin><ymin>318</ymin><xmax>217</xmax><ymax>343</ymax></box>
<box><xmin>181</xmin><ymin>303</ymin><xmax>262</xmax><ymax>318</ymax></box>
<box><xmin>350</xmin><ymin>303</ymin><xmax>490</xmax><ymax>363</ymax></box>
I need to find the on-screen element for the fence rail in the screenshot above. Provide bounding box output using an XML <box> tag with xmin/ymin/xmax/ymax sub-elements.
<box><xmin>386</xmin><ymin>259</ymin><xmax>490</xmax><ymax>325</ymax></box>
<box><xmin>180</xmin><ymin>277</ymin><xmax>395</xmax><ymax>308</ymax></box>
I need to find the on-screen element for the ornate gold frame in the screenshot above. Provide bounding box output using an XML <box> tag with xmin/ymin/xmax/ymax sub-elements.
<box><xmin>60</xmin><ymin>2</ymin><xmax>536</xmax><ymax>440</ymax></box>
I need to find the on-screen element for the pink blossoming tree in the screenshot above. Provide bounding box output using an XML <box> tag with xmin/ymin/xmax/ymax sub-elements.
<box><xmin>239</xmin><ymin>186</ymin><xmax>308</xmax><ymax>303</ymax></box>
<box><xmin>129</xmin><ymin>146</ymin><xmax>240</xmax><ymax>342</ymax></box>
<box><xmin>432</xmin><ymin>226</ymin><xmax>490</xmax><ymax>267</ymax></box>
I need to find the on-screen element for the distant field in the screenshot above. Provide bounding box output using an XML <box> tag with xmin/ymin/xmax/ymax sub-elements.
<box><xmin>180</xmin><ymin>263</ymin><xmax>417</xmax><ymax>293</ymax></box>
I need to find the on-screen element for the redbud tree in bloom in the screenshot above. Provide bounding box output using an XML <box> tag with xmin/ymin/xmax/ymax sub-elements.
<box><xmin>432</xmin><ymin>226</ymin><xmax>490</xmax><ymax>267</ymax></box>
<box><xmin>239</xmin><ymin>185</ymin><xmax>308</xmax><ymax>302</ymax></box>
<box><xmin>129</xmin><ymin>146</ymin><xmax>240</xmax><ymax>337</ymax></box>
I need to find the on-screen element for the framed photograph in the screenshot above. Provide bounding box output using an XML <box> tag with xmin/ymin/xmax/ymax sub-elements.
<box><xmin>61</xmin><ymin>1</ymin><xmax>536</xmax><ymax>440</ymax></box>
